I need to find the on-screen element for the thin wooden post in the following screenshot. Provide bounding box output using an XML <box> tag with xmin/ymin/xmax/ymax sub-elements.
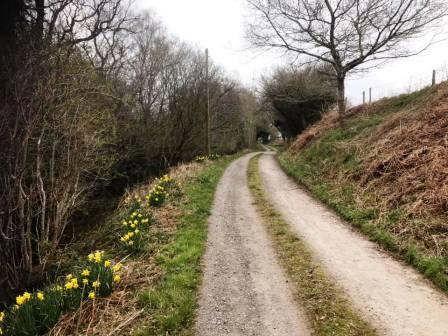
<box><xmin>205</xmin><ymin>48</ymin><xmax>210</xmax><ymax>155</ymax></box>
<box><xmin>369</xmin><ymin>88</ymin><xmax>372</xmax><ymax>104</ymax></box>
<box><xmin>432</xmin><ymin>70</ymin><xmax>436</xmax><ymax>86</ymax></box>
<box><xmin>363</xmin><ymin>91</ymin><xmax>366</xmax><ymax>104</ymax></box>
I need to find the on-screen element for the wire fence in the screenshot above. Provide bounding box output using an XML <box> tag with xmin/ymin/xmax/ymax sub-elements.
<box><xmin>347</xmin><ymin>65</ymin><xmax>448</xmax><ymax>106</ymax></box>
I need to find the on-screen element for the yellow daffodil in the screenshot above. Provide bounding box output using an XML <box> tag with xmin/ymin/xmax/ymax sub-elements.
<box><xmin>37</xmin><ymin>292</ymin><xmax>44</xmax><ymax>301</ymax></box>
<box><xmin>128</xmin><ymin>241</ymin><xmax>134</xmax><ymax>246</ymax></box>
<box><xmin>66</xmin><ymin>274</ymin><xmax>73</xmax><ymax>280</ymax></box>
<box><xmin>113</xmin><ymin>263</ymin><xmax>122</xmax><ymax>272</ymax></box>
<box><xmin>70</xmin><ymin>278</ymin><xmax>79</xmax><ymax>289</ymax></box>
<box><xmin>82</xmin><ymin>279</ymin><xmax>89</xmax><ymax>285</ymax></box>
<box><xmin>104</xmin><ymin>260</ymin><xmax>111</xmax><ymax>267</ymax></box>
<box><xmin>130</xmin><ymin>223</ymin><xmax>136</xmax><ymax>229</ymax></box>
<box><xmin>131</xmin><ymin>212</ymin><xmax>137</xmax><ymax>218</ymax></box>
<box><xmin>88</xmin><ymin>253</ymin><xmax>94</xmax><ymax>261</ymax></box>
<box><xmin>88</xmin><ymin>291</ymin><xmax>95</xmax><ymax>299</ymax></box>
<box><xmin>16</xmin><ymin>295</ymin><xmax>25</xmax><ymax>305</ymax></box>
<box><xmin>65</xmin><ymin>282</ymin><xmax>74</xmax><ymax>290</ymax></box>
<box><xmin>0</xmin><ymin>311</ymin><xmax>5</xmax><ymax>322</ymax></box>
<box><xmin>134</xmin><ymin>229</ymin><xmax>140</xmax><ymax>234</ymax></box>
<box><xmin>92</xmin><ymin>281</ymin><xmax>100</xmax><ymax>288</ymax></box>
<box><xmin>23</xmin><ymin>292</ymin><xmax>31</xmax><ymax>301</ymax></box>
<box><xmin>138</xmin><ymin>213</ymin><xmax>142</xmax><ymax>218</ymax></box>
<box><xmin>13</xmin><ymin>305</ymin><xmax>19</xmax><ymax>311</ymax></box>
<box><xmin>128</xmin><ymin>232</ymin><xmax>134</xmax><ymax>238</ymax></box>
<box><xmin>82</xmin><ymin>269</ymin><xmax>90</xmax><ymax>277</ymax></box>
<box><xmin>94</xmin><ymin>250</ymin><xmax>102</xmax><ymax>263</ymax></box>
<box><xmin>0</xmin><ymin>326</ymin><xmax>3</xmax><ymax>335</ymax></box>
<box><xmin>113</xmin><ymin>275</ymin><xmax>121</xmax><ymax>282</ymax></box>
<box><xmin>122</xmin><ymin>221</ymin><xmax>127</xmax><ymax>226</ymax></box>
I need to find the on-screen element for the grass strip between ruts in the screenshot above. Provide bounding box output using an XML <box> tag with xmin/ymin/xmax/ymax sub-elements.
<box><xmin>247</xmin><ymin>154</ymin><xmax>377</xmax><ymax>336</ymax></box>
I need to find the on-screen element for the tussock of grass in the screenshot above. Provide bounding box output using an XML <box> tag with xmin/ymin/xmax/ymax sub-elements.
<box><xmin>247</xmin><ymin>155</ymin><xmax>377</xmax><ymax>336</ymax></box>
<box><xmin>134</xmin><ymin>156</ymin><xmax>237</xmax><ymax>335</ymax></box>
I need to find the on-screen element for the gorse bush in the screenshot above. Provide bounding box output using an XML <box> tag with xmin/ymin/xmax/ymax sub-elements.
<box><xmin>0</xmin><ymin>251</ymin><xmax>122</xmax><ymax>336</ymax></box>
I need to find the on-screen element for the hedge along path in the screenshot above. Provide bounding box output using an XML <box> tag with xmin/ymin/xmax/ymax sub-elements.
<box><xmin>195</xmin><ymin>153</ymin><xmax>310</xmax><ymax>336</ymax></box>
<box><xmin>259</xmin><ymin>152</ymin><xmax>448</xmax><ymax>336</ymax></box>
<box><xmin>247</xmin><ymin>154</ymin><xmax>377</xmax><ymax>336</ymax></box>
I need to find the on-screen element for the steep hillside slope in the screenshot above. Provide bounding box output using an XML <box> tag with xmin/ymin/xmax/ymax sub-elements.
<box><xmin>280</xmin><ymin>83</ymin><xmax>448</xmax><ymax>291</ymax></box>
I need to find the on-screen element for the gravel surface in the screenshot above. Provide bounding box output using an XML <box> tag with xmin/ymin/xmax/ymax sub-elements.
<box><xmin>259</xmin><ymin>152</ymin><xmax>448</xmax><ymax>336</ymax></box>
<box><xmin>195</xmin><ymin>153</ymin><xmax>310</xmax><ymax>336</ymax></box>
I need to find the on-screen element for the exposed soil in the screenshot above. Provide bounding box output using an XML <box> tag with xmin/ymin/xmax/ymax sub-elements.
<box><xmin>195</xmin><ymin>153</ymin><xmax>310</xmax><ymax>336</ymax></box>
<box><xmin>259</xmin><ymin>152</ymin><xmax>448</xmax><ymax>336</ymax></box>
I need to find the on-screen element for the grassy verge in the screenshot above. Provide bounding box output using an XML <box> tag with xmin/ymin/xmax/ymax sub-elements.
<box><xmin>247</xmin><ymin>155</ymin><xmax>377</xmax><ymax>336</ymax></box>
<box><xmin>278</xmin><ymin>86</ymin><xmax>448</xmax><ymax>293</ymax></box>
<box><xmin>278</xmin><ymin>147</ymin><xmax>448</xmax><ymax>292</ymax></box>
<box><xmin>135</xmin><ymin>155</ymin><xmax>238</xmax><ymax>335</ymax></box>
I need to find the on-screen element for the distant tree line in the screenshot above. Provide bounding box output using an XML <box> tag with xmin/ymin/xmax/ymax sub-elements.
<box><xmin>260</xmin><ymin>65</ymin><xmax>337</xmax><ymax>140</ymax></box>
<box><xmin>0</xmin><ymin>0</ymin><xmax>258</xmax><ymax>300</ymax></box>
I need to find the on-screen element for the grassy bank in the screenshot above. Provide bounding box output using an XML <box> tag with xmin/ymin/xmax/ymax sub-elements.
<box><xmin>247</xmin><ymin>155</ymin><xmax>377</xmax><ymax>336</ymax></box>
<box><xmin>135</xmin><ymin>155</ymin><xmax>237</xmax><ymax>335</ymax></box>
<box><xmin>9</xmin><ymin>154</ymin><xmax>240</xmax><ymax>336</ymax></box>
<box><xmin>279</xmin><ymin>86</ymin><xmax>448</xmax><ymax>292</ymax></box>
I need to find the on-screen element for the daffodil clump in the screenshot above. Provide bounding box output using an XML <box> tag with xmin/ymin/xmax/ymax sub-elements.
<box><xmin>195</xmin><ymin>154</ymin><xmax>221</xmax><ymax>162</ymax></box>
<box><xmin>119</xmin><ymin>209</ymin><xmax>150</xmax><ymax>251</ymax></box>
<box><xmin>0</xmin><ymin>251</ymin><xmax>123</xmax><ymax>336</ymax></box>
<box><xmin>146</xmin><ymin>182</ymin><xmax>168</xmax><ymax>207</ymax></box>
<box><xmin>195</xmin><ymin>155</ymin><xmax>207</xmax><ymax>162</ymax></box>
<box><xmin>208</xmin><ymin>153</ymin><xmax>221</xmax><ymax>160</ymax></box>
<box><xmin>119</xmin><ymin>174</ymin><xmax>177</xmax><ymax>252</ymax></box>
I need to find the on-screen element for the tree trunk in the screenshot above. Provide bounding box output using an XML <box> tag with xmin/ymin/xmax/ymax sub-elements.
<box><xmin>336</xmin><ymin>75</ymin><xmax>346</xmax><ymax>124</ymax></box>
<box><xmin>34</xmin><ymin>0</ymin><xmax>45</xmax><ymax>40</ymax></box>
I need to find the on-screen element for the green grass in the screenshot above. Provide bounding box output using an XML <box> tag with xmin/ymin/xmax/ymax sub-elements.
<box><xmin>247</xmin><ymin>155</ymin><xmax>377</xmax><ymax>336</ymax></box>
<box><xmin>134</xmin><ymin>155</ymin><xmax>238</xmax><ymax>335</ymax></box>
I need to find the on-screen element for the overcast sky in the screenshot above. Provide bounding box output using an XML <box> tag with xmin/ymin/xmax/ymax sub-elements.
<box><xmin>136</xmin><ymin>0</ymin><xmax>448</xmax><ymax>105</ymax></box>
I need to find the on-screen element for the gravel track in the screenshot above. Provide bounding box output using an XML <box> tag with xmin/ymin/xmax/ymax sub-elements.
<box><xmin>195</xmin><ymin>153</ymin><xmax>310</xmax><ymax>336</ymax></box>
<box><xmin>258</xmin><ymin>152</ymin><xmax>448</xmax><ymax>336</ymax></box>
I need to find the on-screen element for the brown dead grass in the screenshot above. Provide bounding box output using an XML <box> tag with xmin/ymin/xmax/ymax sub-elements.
<box><xmin>289</xmin><ymin>108</ymin><xmax>340</xmax><ymax>152</ymax></box>
<box><xmin>362</xmin><ymin>83</ymin><xmax>448</xmax><ymax>217</ymax></box>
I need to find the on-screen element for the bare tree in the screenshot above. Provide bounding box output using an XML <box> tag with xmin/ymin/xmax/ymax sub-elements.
<box><xmin>246</xmin><ymin>0</ymin><xmax>448</xmax><ymax>117</ymax></box>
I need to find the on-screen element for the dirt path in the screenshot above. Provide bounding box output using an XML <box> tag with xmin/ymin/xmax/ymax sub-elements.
<box><xmin>196</xmin><ymin>153</ymin><xmax>310</xmax><ymax>336</ymax></box>
<box><xmin>258</xmin><ymin>152</ymin><xmax>448</xmax><ymax>336</ymax></box>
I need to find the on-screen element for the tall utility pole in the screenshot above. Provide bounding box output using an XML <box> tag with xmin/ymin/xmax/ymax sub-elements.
<box><xmin>205</xmin><ymin>48</ymin><xmax>211</xmax><ymax>155</ymax></box>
